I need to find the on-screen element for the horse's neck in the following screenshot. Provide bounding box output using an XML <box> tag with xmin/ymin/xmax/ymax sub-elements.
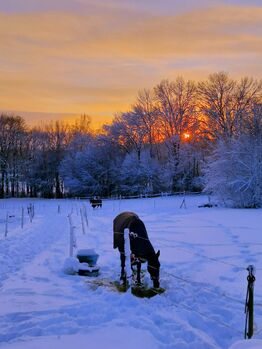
<box><xmin>146</xmin><ymin>253</ymin><xmax>156</xmax><ymax>266</ymax></box>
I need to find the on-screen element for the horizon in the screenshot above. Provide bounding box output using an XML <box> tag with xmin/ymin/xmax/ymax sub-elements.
<box><xmin>1</xmin><ymin>0</ymin><xmax>261</xmax><ymax>128</ymax></box>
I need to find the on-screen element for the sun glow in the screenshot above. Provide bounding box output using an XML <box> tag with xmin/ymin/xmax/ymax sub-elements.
<box><xmin>183</xmin><ymin>132</ymin><xmax>191</xmax><ymax>140</ymax></box>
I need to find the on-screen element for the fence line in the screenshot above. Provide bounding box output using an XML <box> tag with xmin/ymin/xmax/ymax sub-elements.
<box><xmin>142</xmin><ymin>281</ymin><xmax>244</xmax><ymax>337</ymax></box>
<box><xmin>160</xmin><ymin>243</ymin><xmax>246</xmax><ymax>271</ymax></box>
<box><xmin>116</xmin><ymin>249</ymin><xmax>261</xmax><ymax>338</ymax></box>
<box><xmin>168</xmin><ymin>298</ymin><xmax>244</xmax><ymax>336</ymax></box>
<box><xmin>114</xmin><ymin>231</ymin><xmax>259</xmax><ymax>272</ymax></box>
<box><xmin>73</xmin><ymin>191</ymin><xmax>203</xmax><ymax>201</ymax></box>
<box><xmin>158</xmin><ymin>241</ymin><xmax>262</xmax><ymax>272</ymax></box>
<box><xmin>115</xmin><ymin>247</ymin><xmax>245</xmax><ymax>306</ymax></box>
<box><xmin>163</xmin><ymin>270</ymin><xmax>244</xmax><ymax>306</ymax></box>
<box><xmin>113</xmin><ymin>231</ymin><xmax>261</xmax><ymax>307</ymax></box>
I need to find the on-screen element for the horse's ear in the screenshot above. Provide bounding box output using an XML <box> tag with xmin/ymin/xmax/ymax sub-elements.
<box><xmin>156</xmin><ymin>250</ymin><xmax>160</xmax><ymax>258</ymax></box>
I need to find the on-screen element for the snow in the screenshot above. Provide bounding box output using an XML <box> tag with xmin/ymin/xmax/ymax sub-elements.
<box><xmin>62</xmin><ymin>257</ymin><xmax>80</xmax><ymax>274</ymax></box>
<box><xmin>0</xmin><ymin>195</ymin><xmax>262</xmax><ymax>349</ymax></box>
<box><xmin>229</xmin><ymin>339</ymin><xmax>262</xmax><ymax>349</ymax></box>
<box><xmin>0</xmin><ymin>327</ymin><xmax>158</xmax><ymax>349</ymax></box>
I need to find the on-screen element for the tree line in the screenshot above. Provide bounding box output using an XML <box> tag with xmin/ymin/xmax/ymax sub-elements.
<box><xmin>1</xmin><ymin>72</ymin><xmax>261</xmax><ymax>207</ymax></box>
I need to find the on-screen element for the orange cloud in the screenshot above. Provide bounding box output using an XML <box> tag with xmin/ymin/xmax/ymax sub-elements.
<box><xmin>0</xmin><ymin>4</ymin><xmax>261</xmax><ymax>128</ymax></box>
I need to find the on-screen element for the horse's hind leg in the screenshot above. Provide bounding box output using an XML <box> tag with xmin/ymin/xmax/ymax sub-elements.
<box><xmin>120</xmin><ymin>252</ymin><xmax>127</xmax><ymax>284</ymax></box>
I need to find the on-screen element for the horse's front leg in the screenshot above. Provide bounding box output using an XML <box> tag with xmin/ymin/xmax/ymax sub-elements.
<box><xmin>131</xmin><ymin>254</ymin><xmax>142</xmax><ymax>286</ymax></box>
<box><xmin>136</xmin><ymin>261</ymin><xmax>142</xmax><ymax>286</ymax></box>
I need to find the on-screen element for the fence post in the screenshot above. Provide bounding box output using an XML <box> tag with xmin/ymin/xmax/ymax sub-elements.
<box><xmin>4</xmin><ymin>212</ymin><xmax>8</xmax><ymax>237</ymax></box>
<box><xmin>69</xmin><ymin>225</ymin><xmax>75</xmax><ymax>257</ymax></box>
<box><xmin>21</xmin><ymin>207</ymin><xmax>24</xmax><ymax>229</ymax></box>
<box><xmin>180</xmin><ymin>191</ymin><xmax>187</xmax><ymax>209</ymax></box>
<box><xmin>245</xmin><ymin>265</ymin><xmax>256</xmax><ymax>339</ymax></box>
<box><xmin>80</xmin><ymin>208</ymin><xmax>86</xmax><ymax>235</ymax></box>
<box><xmin>68</xmin><ymin>214</ymin><xmax>76</xmax><ymax>257</ymax></box>
<box><xmin>83</xmin><ymin>205</ymin><xmax>89</xmax><ymax>228</ymax></box>
<box><xmin>28</xmin><ymin>203</ymin><xmax>33</xmax><ymax>223</ymax></box>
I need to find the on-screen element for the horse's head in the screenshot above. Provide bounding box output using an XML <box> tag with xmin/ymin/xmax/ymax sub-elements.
<box><xmin>147</xmin><ymin>250</ymin><xmax>160</xmax><ymax>288</ymax></box>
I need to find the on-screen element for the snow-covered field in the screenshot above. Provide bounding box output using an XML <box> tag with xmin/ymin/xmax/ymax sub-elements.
<box><xmin>0</xmin><ymin>195</ymin><xmax>262</xmax><ymax>349</ymax></box>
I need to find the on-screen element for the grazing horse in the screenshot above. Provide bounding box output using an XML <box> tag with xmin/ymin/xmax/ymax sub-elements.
<box><xmin>113</xmin><ymin>212</ymin><xmax>160</xmax><ymax>288</ymax></box>
<box><xmin>90</xmin><ymin>198</ymin><xmax>102</xmax><ymax>208</ymax></box>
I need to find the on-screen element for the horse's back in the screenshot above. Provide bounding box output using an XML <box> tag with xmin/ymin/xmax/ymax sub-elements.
<box><xmin>90</xmin><ymin>198</ymin><xmax>102</xmax><ymax>208</ymax></box>
<box><xmin>113</xmin><ymin>212</ymin><xmax>138</xmax><ymax>250</ymax></box>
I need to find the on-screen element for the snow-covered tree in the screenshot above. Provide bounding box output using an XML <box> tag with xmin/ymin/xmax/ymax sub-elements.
<box><xmin>198</xmin><ymin>72</ymin><xmax>262</xmax><ymax>140</ymax></box>
<box><xmin>119</xmin><ymin>150</ymin><xmax>167</xmax><ymax>195</ymax></box>
<box><xmin>0</xmin><ymin>114</ymin><xmax>27</xmax><ymax>197</ymax></box>
<box><xmin>204</xmin><ymin>134</ymin><xmax>262</xmax><ymax>208</ymax></box>
<box><xmin>61</xmin><ymin>149</ymin><xmax>102</xmax><ymax>196</ymax></box>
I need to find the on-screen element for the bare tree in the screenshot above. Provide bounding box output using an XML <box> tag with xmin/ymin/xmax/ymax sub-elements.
<box><xmin>154</xmin><ymin>78</ymin><xmax>198</xmax><ymax>189</ymax></box>
<box><xmin>107</xmin><ymin>112</ymin><xmax>148</xmax><ymax>161</ymax></box>
<box><xmin>132</xmin><ymin>89</ymin><xmax>160</xmax><ymax>158</ymax></box>
<box><xmin>45</xmin><ymin>121</ymin><xmax>70</xmax><ymax>198</ymax></box>
<box><xmin>198</xmin><ymin>72</ymin><xmax>262</xmax><ymax>140</ymax></box>
<box><xmin>154</xmin><ymin>78</ymin><xmax>197</xmax><ymax>138</ymax></box>
<box><xmin>0</xmin><ymin>114</ymin><xmax>27</xmax><ymax>197</ymax></box>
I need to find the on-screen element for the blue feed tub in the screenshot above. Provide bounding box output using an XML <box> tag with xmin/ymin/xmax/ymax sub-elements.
<box><xmin>76</xmin><ymin>249</ymin><xmax>99</xmax><ymax>266</ymax></box>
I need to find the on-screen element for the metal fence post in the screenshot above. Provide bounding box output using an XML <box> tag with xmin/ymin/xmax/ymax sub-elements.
<box><xmin>245</xmin><ymin>265</ymin><xmax>256</xmax><ymax>339</ymax></box>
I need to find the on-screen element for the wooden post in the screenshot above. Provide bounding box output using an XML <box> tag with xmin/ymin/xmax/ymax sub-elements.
<box><xmin>28</xmin><ymin>203</ymin><xmax>33</xmax><ymax>223</ymax></box>
<box><xmin>69</xmin><ymin>225</ymin><xmax>75</xmax><ymax>257</ymax></box>
<box><xmin>4</xmin><ymin>212</ymin><xmax>8</xmax><ymax>237</ymax></box>
<box><xmin>180</xmin><ymin>198</ymin><xmax>186</xmax><ymax>209</ymax></box>
<box><xmin>245</xmin><ymin>265</ymin><xmax>256</xmax><ymax>339</ymax></box>
<box><xmin>80</xmin><ymin>208</ymin><xmax>86</xmax><ymax>235</ymax></box>
<box><xmin>68</xmin><ymin>213</ymin><xmax>73</xmax><ymax>228</ymax></box>
<box><xmin>83</xmin><ymin>205</ymin><xmax>89</xmax><ymax>228</ymax></box>
<box><xmin>76</xmin><ymin>204</ymin><xmax>79</xmax><ymax>216</ymax></box>
<box><xmin>68</xmin><ymin>214</ymin><xmax>76</xmax><ymax>257</ymax></box>
<box><xmin>118</xmin><ymin>196</ymin><xmax>121</xmax><ymax>211</ymax></box>
<box><xmin>21</xmin><ymin>207</ymin><xmax>24</xmax><ymax>229</ymax></box>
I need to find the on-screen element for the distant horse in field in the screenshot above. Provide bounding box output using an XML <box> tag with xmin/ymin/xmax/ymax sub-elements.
<box><xmin>113</xmin><ymin>212</ymin><xmax>160</xmax><ymax>288</ymax></box>
<box><xmin>90</xmin><ymin>198</ymin><xmax>102</xmax><ymax>209</ymax></box>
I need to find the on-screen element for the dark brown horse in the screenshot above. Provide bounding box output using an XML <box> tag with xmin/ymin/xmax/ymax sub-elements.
<box><xmin>90</xmin><ymin>198</ymin><xmax>102</xmax><ymax>208</ymax></box>
<box><xmin>113</xmin><ymin>212</ymin><xmax>160</xmax><ymax>288</ymax></box>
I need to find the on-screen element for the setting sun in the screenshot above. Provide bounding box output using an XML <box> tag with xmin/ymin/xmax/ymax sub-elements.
<box><xmin>183</xmin><ymin>132</ymin><xmax>191</xmax><ymax>140</ymax></box>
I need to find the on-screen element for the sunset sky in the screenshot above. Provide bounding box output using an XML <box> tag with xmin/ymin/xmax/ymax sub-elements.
<box><xmin>0</xmin><ymin>0</ymin><xmax>261</xmax><ymax>129</ymax></box>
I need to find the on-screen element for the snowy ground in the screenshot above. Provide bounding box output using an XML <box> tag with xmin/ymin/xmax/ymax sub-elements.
<box><xmin>0</xmin><ymin>195</ymin><xmax>262</xmax><ymax>349</ymax></box>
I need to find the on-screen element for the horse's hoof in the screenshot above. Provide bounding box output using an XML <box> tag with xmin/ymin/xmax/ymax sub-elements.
<box><xmin>120</xmin><ymin>277</ymin><xmax>127</xmax><ymax>283</ymax></box>
<box><xmin>134</xmin><ymin>281</ymin><xmax>143</xmax><ymax>287</ymax></box>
